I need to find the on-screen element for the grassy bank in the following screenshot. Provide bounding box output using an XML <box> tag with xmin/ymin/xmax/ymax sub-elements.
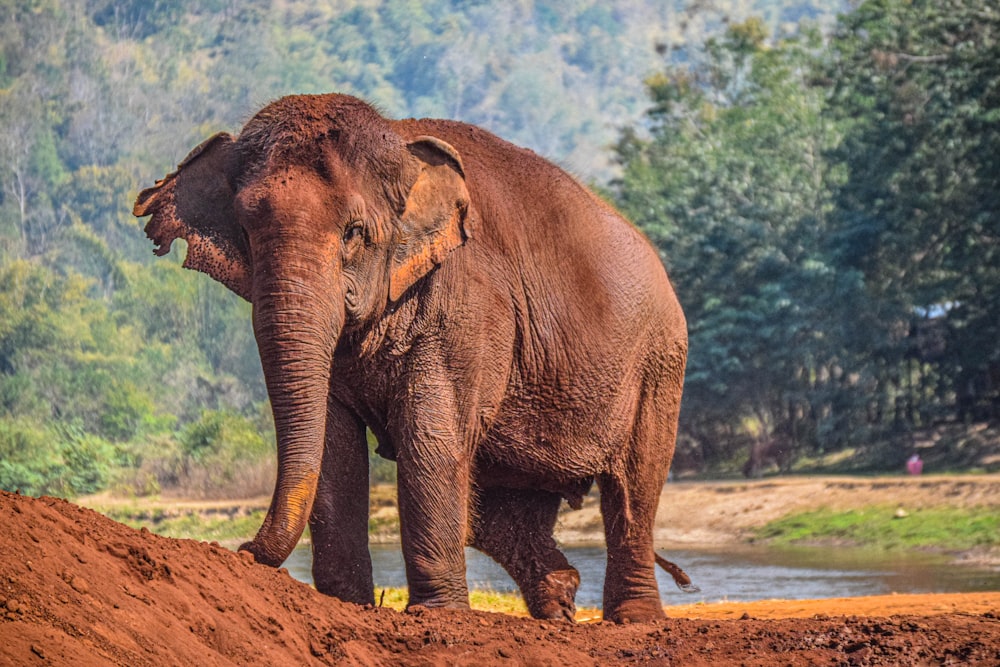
<box><xmin>84</xmin><ymin>484</ymin><xmax>402</xmax><ymax>544</ymax></box>
<box><xmin>96</xmin><ymin>506</ymin><xmax>400</xmax><ymax>544</ymax></box>
<box><xmin>99</xmin><ymin>506</ymin><xmax>269</xmax><ymax>543</ymax></box>
<box><xmin>755</xmin><ymin>505</ymin><xmax>1000</xmax><ymax>551</ymax></box>
<box><xmin>84</xmin><ymin>476</ymin><xmax>1000</xmax><ymax>558</ymax></box>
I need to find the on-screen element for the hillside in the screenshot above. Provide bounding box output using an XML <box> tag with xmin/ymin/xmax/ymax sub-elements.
<box><xmin>3</xmin><ymin>0</ymin><xmax>999</xmax><ymax>501</ymax></box>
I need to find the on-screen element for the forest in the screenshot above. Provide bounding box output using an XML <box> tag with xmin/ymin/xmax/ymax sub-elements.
<box><xmin>0</xmin><ymin>0</ymin><xmax>996</xmax><ymax>498</ymax></box>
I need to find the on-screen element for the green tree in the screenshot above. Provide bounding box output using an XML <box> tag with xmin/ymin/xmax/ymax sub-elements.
<box><xmin>615</xmin><ymin>19</ymin><xmax>854</xmax><ymax>469</ymax></box>
<box><xmin>826</xmin><ymin>0</ymin><xmax>1000</xmax><ymax>431</ymax></box>
<box><xmin>0</xmin><ymin>0</ymin><xmax>871</xmax><ymax>495</ymax></box>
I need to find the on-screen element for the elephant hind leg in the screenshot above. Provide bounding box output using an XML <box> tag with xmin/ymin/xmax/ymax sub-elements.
<box><xmin>598</xmin><ymin>467</ymin><xmax>666</xmax><ymax>623</ymax></box>
<box><xmin>469</xmin><ymin>487</ymin><xmax>580</xmax><ymax>621</ymax></box>
<box><xmin>599</xmin><ymin>377</ymin><xmax>679</xmax><ymax>623</ymax></box>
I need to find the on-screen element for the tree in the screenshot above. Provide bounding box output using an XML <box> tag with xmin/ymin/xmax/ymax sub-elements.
<box><xmin>616</xmin><ymin>1</ymin><xmax>1000</xmax><ymax>473</ymax></box>
<box><xmin>826</xmin><ymin>0</ymin><xmax>1000</xmax><ymax>428</ymax></box>
<box><xmin>614</xmin><ymin>19</ymin><xmax>857</xmax><ymax>469</ymax></box>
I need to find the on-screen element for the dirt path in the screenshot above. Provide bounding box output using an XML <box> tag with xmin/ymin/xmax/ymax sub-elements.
<box><xmin>655</xmin><ymin>592</ymin><xmax>1000</xmax><ymax>621</ymax></box>
<box><xmin>6</xmin><ymin>485</ymin><xmax>1000</xmax><ymax>665</ymax></box>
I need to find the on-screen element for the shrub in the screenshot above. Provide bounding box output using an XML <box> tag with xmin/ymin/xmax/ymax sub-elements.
<box><xmin>176</xmin><ymin>409</ymin><xmax>275</xmax><ymax>498</ymax></box>
<box><xmin>0</xmin><ymin>418</ymin><xmax>116</xmax><ymax>497</ymax></box>
<box><xmin>368</xmin><ymin>430</ymin><xmax>397</xmax><ymax>485</ymax></box>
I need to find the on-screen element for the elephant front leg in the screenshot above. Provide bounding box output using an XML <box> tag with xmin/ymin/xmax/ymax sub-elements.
<box><xmin>309</xmin><ymin>401</ymin><xmax>375</xmax><ymax>606</ymax></box>
<box><xmin>396</xmin><ymin>448</ymin><xmax>472</xmax><ymax>610</ymax></box>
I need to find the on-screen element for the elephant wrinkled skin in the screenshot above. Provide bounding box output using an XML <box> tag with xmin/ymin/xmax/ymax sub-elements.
<box><xmin>133</xmin><ymin>94</ymin><xmax>688</xmax><ymax>623</ymax></box>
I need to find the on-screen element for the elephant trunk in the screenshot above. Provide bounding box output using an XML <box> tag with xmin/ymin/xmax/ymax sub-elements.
<box><xmin>240</xmin><ymin>266</ymin><xmax>342</xmax><ymax>567</ymax></box>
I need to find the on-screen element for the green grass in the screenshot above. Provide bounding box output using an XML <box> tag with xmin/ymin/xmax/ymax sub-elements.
<box><xmin>756</xmin><ymin>505</ymin><xmax>1000</xmax><ymax>551</ymax></box>
<box><xmin>469</xmin><ymin>589</ymin><xmax>531</xmax><ymax>615</ymax></box>
<box><xmin>100</xmin><ymin>506</ymin><xmax>268</xmax><ymax>542</ymax></box>
<box><xmin>149</xmin><ymin>512</ymin><xmax>268</xmax><ymax>542</ymax></box>
<box><xmin>367</xmin><ymin>514</ymin><xmax>400</xmax><ymax>534</ymax></box>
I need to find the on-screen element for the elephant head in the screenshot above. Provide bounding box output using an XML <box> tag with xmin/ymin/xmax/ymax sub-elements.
<box><xmin>133</xmin><ymin>95</ymin><xmax>472</xmax><ymax>566</ymax></box>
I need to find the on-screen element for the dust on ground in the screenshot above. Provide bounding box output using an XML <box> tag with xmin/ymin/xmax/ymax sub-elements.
<box><xmin>4</xmin><ymin>486</ymin><xmax>1000</xmax><ymax>666</ymax></box>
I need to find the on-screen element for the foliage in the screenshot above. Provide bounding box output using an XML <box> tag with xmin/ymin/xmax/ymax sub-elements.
<box><xmin>0</xmin><ymin>418</ymin><xmax>117</xmax><ymax>496</ymax></box>
<box><xmin>824</xmin><ymin>0</ymin><xmax>1000</xmax><ymax>428</ymax></box>
<box><xmin>616</xmin><ymin>18</ymin><xmax>855</xmax><ymax>467</ymax></box>
<box><xmin>615</xmin><ymin>2</ymin><xmax>1000</xmax><ymax>472</ymax></box>
<box><xmin>115</xmin><ymin>409</ymin><xmax>277</xmax><ymax>499</ymax></box>
<box><xmin>0</xmin><ymin>0</ymin><xmax>994</xmax><ymax>496</ymax></box>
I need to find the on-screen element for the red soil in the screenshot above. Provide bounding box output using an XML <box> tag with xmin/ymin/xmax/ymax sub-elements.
<box><xmin>2</xmin><ymin>490</ymin><xmax>998</xmax><ymax>666</ymax></box>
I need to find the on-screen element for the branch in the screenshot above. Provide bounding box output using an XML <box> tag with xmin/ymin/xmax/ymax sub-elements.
<box><xmin>872</xmin><ymin>50</ymin><xmax>948</xmax><ymax>70</ymax></box>
<box><xmin>894</xmin><ymin>52</ymin><xmax>948</xmax><ymax>63</ymax></box>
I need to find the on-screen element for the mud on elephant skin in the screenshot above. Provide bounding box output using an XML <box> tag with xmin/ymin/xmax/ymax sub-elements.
<box><xmin>133</xmin><ymin>93</ymin><xmax>689</xmax><ymax>623</ymax></box>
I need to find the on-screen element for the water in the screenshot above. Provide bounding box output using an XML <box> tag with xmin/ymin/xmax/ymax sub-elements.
<box><xmin>284</xmin><ymin>542</ymin><xmax>1000</xmax><ymax>608</ymax></box>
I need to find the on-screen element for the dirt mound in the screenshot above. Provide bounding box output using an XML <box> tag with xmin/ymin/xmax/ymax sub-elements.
<box><xmin>2</xmin><ymin>491</ymin><xmax>998</xmax><ymax>666</ymax></box>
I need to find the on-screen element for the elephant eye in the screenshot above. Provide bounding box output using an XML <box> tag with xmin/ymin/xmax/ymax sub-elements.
<box><xmin>343</xmin><ymin>221</ymin><xmax>363</xmax><ymax>244</ymax></box>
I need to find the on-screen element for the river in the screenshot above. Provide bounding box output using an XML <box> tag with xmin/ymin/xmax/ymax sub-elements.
<box><xmin>284</xmin><ymin>543</ymin><xmax>1000</xmax><ymax>608</ymax></box>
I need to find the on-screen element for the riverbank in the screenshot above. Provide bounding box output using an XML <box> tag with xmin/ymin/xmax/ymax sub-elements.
<box><xmin>653</xmin><ymin>474</ymin><xmax>1000</xmax><ymax>566</ymax></box>
<box><xmin>80</xmin><ymin>473</ymin><xmax>1000</xmax><ymax>564</ymax></box>
<box><xmin>652</xmin><ymin>474</ymin><xmax>1000</xmax><ymax>548</ymax></box>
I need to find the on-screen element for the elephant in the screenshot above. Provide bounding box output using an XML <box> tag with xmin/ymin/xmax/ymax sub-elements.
<box><xmin>133</xmin><ymin>93</ymin><xmax>690</xmax><ymax>623</ymax></box>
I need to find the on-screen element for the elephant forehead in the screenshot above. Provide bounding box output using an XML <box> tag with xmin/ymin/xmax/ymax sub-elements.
<box><xmin>237</xmin><ymin>166</ymin><xmax>359</xmax><ymax>223</ymax></box>
<box><xmin>238</xmin><ymin>99</ymin><xmax>404</xmax><ymax>183</ymax></box>
<box><xmin>242</xmin><ymin>94</ymin><xmax>390</xmax><ymax>145</ymax></box>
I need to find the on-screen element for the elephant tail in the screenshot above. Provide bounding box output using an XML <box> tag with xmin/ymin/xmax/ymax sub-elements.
<box><xmin>655</xmin><ymin>553</ymin><xmax>701</xmax><ymax>594</ymax></box>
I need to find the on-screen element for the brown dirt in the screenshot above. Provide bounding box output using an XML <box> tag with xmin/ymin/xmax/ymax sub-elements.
<box><xmin>3</xmin><ymin>490</ymin><xmax>1000</xmax><ymax>666</ymax></box>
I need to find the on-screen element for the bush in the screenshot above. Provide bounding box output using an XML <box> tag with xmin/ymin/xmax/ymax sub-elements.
<box><xmin>0</xmin><ymin>418</ymin><xmax>54</xmax><ymax>495</ymax></box>
<box><xmin>55</xmin><ymin>427</ymin><xmax>117</xmax><ymax>496</ymax></box>
<box><xmin>175</xmin><ymin>409</ymin><xmax>275</xmax><ymax>498</ymax></box>
<box><xmin>0</xmin><ymin>418</ymin><xmax>116</xmax><ymax>497</ymax></box>
<box><xmin>368</xmin><ymin>430</ymin><xmax>397</xmax><ymax>485</ymax></box>
<box><xmin>111</xmin><ymin>434</ymin><xmax>181</xmax><ymax>497</ymax></box>
<box><xmin>99</xmin><ymin>381</ymin><xmax>160</xmax><ymax>443</ymax></box>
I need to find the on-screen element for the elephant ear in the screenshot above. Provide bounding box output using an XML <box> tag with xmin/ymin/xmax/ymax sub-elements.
<box><xmin>389</xmin><ymin>136</ymin><xmax>472</xmax><ymax>302</ymax></box>
<box><xmin>133</xmin><ymin>132</ymin><xmax>252</xmax><ymax>301</ymax></box>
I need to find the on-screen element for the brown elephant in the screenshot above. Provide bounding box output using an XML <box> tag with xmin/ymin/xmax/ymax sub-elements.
<box><xmin>133</xmin><ymin>93</ymin><xmax>689</xmax><ymax>623</ymax></box>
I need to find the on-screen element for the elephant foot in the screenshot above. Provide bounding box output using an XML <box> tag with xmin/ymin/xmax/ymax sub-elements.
<box><xmin>526</xmin><ymin>568</ymin><xmax>580</xmax><ymax>622</ymax></box>
<box><xmin>314</xmin><ymin>578</ymin><xmax>376</xmax><ymax>607</ymax></box>
<box><xmin>604</xmin><ymin>596</ymin><xmax>666</xmax><ymax>624</ymax></box>
<box><xmin>405</xmin><ymin>598</ymin><xmax>471</xmax><ymax>614</ymax></box>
